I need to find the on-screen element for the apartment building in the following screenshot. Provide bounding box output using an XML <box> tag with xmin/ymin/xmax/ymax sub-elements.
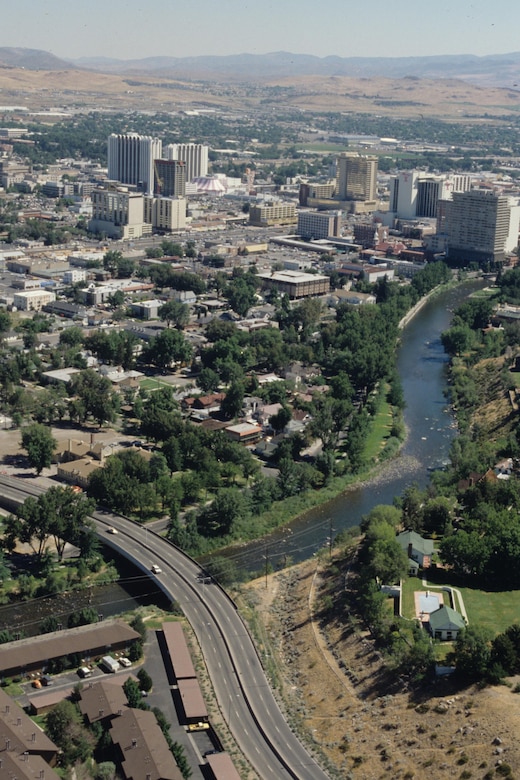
<box><xmin>13</xmin><ymin>289</ymin><xmax>56</xmax><ymax>311</ymax></box>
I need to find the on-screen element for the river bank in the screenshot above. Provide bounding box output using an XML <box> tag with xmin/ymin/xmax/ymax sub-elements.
<box><xmin>212</xmin><ymin>279</ymin><xmax>485</xmax><ymax>576</ymax></box>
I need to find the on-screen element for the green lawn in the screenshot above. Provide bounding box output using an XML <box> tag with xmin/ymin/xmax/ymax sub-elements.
<box><xmin>398</xmin><ymin>575</ymin><xmax>520</xmax><ymax>650</ymax></box>
<box><xmin>362</xmin><ymin>392</ymin><xmax>393</xmax><ymax>462</ymax></box>
<box><xmin>138</xmin><ymin>377</ymin><xmax>173</xmax><ymax>391</ymax></box>
<box><xmin>450</xmin><ymin>586</ymin><xmax>520</xmax><ymax>635</ymax></box>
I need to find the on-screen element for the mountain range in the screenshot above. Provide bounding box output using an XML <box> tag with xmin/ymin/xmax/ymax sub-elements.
<box><xmin>1</xmin><ymin>47</ymin><xmax>520</xmax><ymax>89</ymax></box>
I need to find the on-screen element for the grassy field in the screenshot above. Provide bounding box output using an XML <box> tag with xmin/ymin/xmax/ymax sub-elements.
<box><xmin>138</xmin><ymin>377</ymin><xmax>173</xmax><ymax>391</ymax></box>
<box><xmin>451</xmin><ymin>585</ymin><xmax>520</xmax><ymax>635</ymax></box>
<box><xmin>362</xmin><ymin>392</ymin><xmax>393</xmax><ymax>462</ymax></box>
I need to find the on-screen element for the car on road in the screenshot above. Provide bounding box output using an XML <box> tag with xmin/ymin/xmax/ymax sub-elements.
<box><xmin>151</xmin><ymin>564</ymin><xmax>162</xmax><ymax>574</ymax></box>
<box><xmin>107</xmin><ymin>527</ymin><xmax>118</xmax><ymax>534</ymax></box>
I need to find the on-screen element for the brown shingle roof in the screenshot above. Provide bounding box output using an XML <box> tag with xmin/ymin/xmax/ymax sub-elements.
<box><xmin>0</xmin><ymin>621</ymin><xmax>139</xmax><ymax>677</ymax></box>
<box><xmin>110</xmin><ymin>708</ymin><xmax>183</xmax><ymax>780</ymax></box>
<box><xmin>79</xmin><ymin>679</ymin><xmax>129</xmax><ymax>724</ymax></box>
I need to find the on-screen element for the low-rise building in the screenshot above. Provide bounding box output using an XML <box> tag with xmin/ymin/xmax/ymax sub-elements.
<box><xmin>249</xmin><ymin>201</ymin><xmax>297</xmax><ymax>227</ymax></box>
<box><xmin>13</xmin><ymin>289</ymin><xmax>56</xmax><ymax>311</ymax></box>
<box><xmin>258</xmin><ymin>270</ymin><xmax>329</xmax><ymax>299</ymax></box>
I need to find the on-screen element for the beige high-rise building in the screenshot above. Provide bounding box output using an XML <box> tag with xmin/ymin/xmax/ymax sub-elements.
<box><xmin>88</xmin><ymin>186</ymin><xmax>150</xmax><ymax>239</ymax></box>
<box><xmin>445</xmin><ymin>190</ymin><xmax>516</xmax><ymax>264</ymax></box>
<box><xmin>336</xmin><ymin>153</ymin><xmax>378</xmax><ymax>202</ymax></box>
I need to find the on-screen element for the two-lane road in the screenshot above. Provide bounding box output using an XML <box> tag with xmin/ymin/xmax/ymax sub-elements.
<box><xmin>0</xmin><ymin>476</ymin><xmax>330</xmax><ymax>780</ymax></box>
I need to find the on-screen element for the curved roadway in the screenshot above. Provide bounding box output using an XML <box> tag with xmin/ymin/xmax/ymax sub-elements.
<box><xmin>0</xmin><ymin>476</ymin><xmax>330</xmax><ymax>780</ymax></box>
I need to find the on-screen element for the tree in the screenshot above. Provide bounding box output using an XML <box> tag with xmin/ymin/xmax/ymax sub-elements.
<box><xmin>137</xmin><ymin>667</ymin><xmax>153</xmax><ymax>692</ymax></box>
<box><xmin>145</xmin><ymin>328</ymin><xmax>193</xmax><ymax>368</ymax></box>
<box><xmin>224</xmin><ymin>277</ymin><xmax>257</xmax><ymax>317</ymax></box>
<box><xmin>220</xmin><ymin>381</ymin><xmax>244</xmax><ymax>420</ymax></box>
<box><xmin>21</xmin><ymin>423</ymin><xmax>57</xmax><ymax>474</ymax></box>
<box><xmin>69</xmin><ymin>369</ymin><xmax>119</xmax><ymax>427</ymax></box>
<box><xmin>158</xmin><ymin>300</ymin><xmax>190</xmax><ymax>329</ymax></box>
<box><xmin>5</xmin><ymin>487</ymin><xmax>95</xmax><ymax>562</ymax></box>
<box><xmin>45</xmin><ymin>699</ymin><xmax>94</xmax><ymax>766</ymax></box>
<box><xmin>197</xmin><ymin>488</ymin><xmax>249</xmax><ymax>538</ymax></box>
<box><xmin>454</xmin><ymin>626</ymin><xmax>493</xmax><ymax>681</ymax></box>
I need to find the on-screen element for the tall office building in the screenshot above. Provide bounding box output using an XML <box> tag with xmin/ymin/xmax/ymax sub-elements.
<box><xmin>445</xmin><ymin>190</ymin><xmax>517</xmax><ymax>264</ymax></box>
<box><xmin>153</xmin><ymin>159</ymin><xmax>186</xmax><ymax>197</ymax></box>
<box><xmin>389</xmin><ymin>171</ymin><xmax>472</xmax><ymax>220</ymax></box>
<box><xmin>107</xmin><ymin>133</ymin><xmax>162</xmax><ymax>195</ymax></box>
<box><xmin>165</xmin><ymin>143</ymin><xmax>209</xmax><ymax>181</ymax></box>
<box><xmin>335</xmin><ymin>153</ymin><xmax>378</xmax><ymax>202</ymax></box>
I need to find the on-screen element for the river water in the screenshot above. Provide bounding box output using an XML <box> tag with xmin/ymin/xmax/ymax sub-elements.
<box><xmin>219</xmin><ymin>281</ymin><xmax>483</xmax><ymax>576</ymax></box>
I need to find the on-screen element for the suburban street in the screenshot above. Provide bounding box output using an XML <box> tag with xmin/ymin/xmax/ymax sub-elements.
<box><xmin>0</xmin><ymin>475</ymin><xmax>330</xmax><ymax>780</ymax></box>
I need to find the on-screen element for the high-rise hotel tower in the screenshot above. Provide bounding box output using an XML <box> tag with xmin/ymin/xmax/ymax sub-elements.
<box><xmin>107</xmin><ymin>133</ymin><xmax>162</xmax><ymax>195</ymax></box>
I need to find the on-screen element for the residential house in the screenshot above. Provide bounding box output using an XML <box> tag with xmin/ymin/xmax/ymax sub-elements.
<box><xmin>428</xmin><ymin>605</ymin><xmax>466</xmax><ymax>641</ymax></box>
<box><xmin>110</xmin><ymin>708</ymin><xmax>183</xmax><ymax>780</ymax></box>
<box><xmin>224</xmin><ymin>422</ymin><xmax>263</xmax><ymax>445</ymax></box>
<box><xmin>396</xmin><ymin>530</ymin><xmax>434</xmax><ymax>568</ymax></box>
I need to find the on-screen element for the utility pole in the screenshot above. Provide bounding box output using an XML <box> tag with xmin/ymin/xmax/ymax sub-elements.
<box><xmin>329</xmin><ymin>518</ymin><xmax>333</xmax><ymax>561</ymax></box>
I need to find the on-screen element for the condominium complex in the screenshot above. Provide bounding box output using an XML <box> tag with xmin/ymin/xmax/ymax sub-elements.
<box><xmin>249</xmin><ymin>201</ymin><xmax>297</xmax><ymax>227</ymax></box>
<box><xmin>335</xmin><ymin>153</ymin><xmax>378</xmax><ymax>202</ymax></box>
<box><xmin>107</xmin><ymin>133</ymin><xmax>162</xmax><ymax>195</ymax></box>
<box><xmin>298</xmin><ymin>210</ymin><xmax>342</xmax><ymax>240</ymax></box>
<box><xmin>443</xmin><ymin>190</ymin><xmax>520</xmax><ymax>264</ymax></box>
<box><xmin>165</xmin><ymin>143</ymin><xmax>209</xmax><ymax>181</ymax></box>
<box><xmin>153</xmin><ymin>159</ymin><xmax>186</xmax><ymax>197</ymax></box>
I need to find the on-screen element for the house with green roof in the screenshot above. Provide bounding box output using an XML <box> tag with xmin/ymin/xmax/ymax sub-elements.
<box><xmin>428</xmin><ymin>605</ymin><xmax>466</xmax><ymax>641</ymax></box>
<box><xmin>396</xmin><ymin>530</ymin><xmax>435</xmax><ymax>568</ymax></box>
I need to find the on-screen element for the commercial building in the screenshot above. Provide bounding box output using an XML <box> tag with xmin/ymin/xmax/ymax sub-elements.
<box><xmin>89</xmin><ymin>186</ymin><xmax>151</xmax><ymax>240</ymax></box>
<box><xmin>13</xmin><ymin>289</ymin><xmax>56</xmax><ymax>311</ymax></box>
<box><xmin>258</xmin><ymin>270</ymin><xmax>330</xmax><ymax>299</ymax></box>
<box><xmin>249</xmin><ymin>201</ymin><xmax>297</xmax><ymax>227</ymax></box>
<box><xmin>154</xmin><ymin>158</ymin><xmax>186</xmax><ymax>197</ymax></box>
<box><xmin>165</xmin><ymin>143</ymin><xmax>209</xmax><ymax>181</ymax></box>
<box><xmin>444</xmin><ymin>190</ymin><xmax>519</xmax><ymax>264</ymax></box>
<box><xmin>107</xmin><ymin>133</ymin><xmax>162</xmax><ymax>195</ymax></box>
<box><xmin>297</xmin><ymin>210</ymin><xmax>342</xmax><ymax>240</ymax></box>
<box><xmin>389</xmin><ymin>171</ymin><xmax>472</xmax><ymax>220</ymax></box>
<box><xmin>335</xmin><ymin>152</ymin><xmax>378</xmax><ymax>202</ymax></box>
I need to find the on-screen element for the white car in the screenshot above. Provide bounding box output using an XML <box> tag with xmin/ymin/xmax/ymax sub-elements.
<box><xmin>151</xmin><ymin>564</ymin><xmax>162</xmax><ymax>574</ymax></box>
<box><xmin>107</xmin><ymin>527</ymin><xmax>118</xmax><ymax>534</ymax></box>
<box><xmin>119</xmin><ymin>657</ymin><xmax>131</xmax><ymax>668</ymax></box>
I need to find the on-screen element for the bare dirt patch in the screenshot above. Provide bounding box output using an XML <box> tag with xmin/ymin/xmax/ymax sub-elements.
<box><xmin>244</xmin><ymin>560</ymin><xmax>520</xmax><ymax>779</ymax></box>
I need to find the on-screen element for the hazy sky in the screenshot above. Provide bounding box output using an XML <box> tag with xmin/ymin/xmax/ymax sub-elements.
<box><xmin>1</xmin><ymin>0</ymin><xmax>519</xmax><ymax>61</ymax></box>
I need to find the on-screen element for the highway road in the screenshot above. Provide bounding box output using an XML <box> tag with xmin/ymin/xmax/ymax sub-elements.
<box><xmin>0</xmin><ymin>476</ymin><xmax>330</xmax><ymax>780</ymax></box>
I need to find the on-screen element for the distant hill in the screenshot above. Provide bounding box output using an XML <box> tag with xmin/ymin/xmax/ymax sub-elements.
<box><xmin>70</xmin><ymin>50</ymin><xmax>520</xmax><ymax>89</ymax></box>
<box><xmin>1</xmin><ymin>47</ymin><xmax>519</xmax><ymax>90</ymax></box>
<box><xmin>0</xmin><ymin>47</ymin><xmax>76</xmax><ymax>71</ymax></box>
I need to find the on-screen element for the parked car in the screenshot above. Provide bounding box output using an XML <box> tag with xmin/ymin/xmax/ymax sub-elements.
<box><xmin>77</xmin><ymin>666</ymin><xmax>92</xmax><ymax>678</ymax></box>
